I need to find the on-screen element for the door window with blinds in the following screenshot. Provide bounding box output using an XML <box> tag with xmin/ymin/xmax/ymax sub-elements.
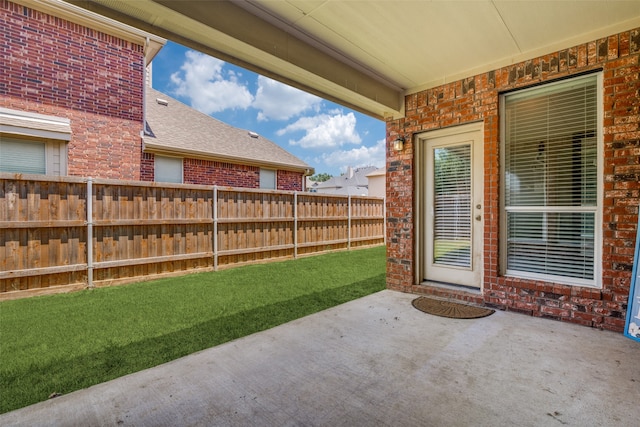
<box><xmin>500</xmin><ymin>73</ymin><xmax>601</xmax><ymax>287</ymax></box>
<box><xmin>433</xmin><ymin>144</ymin><xmax>472</xmax><ymax>267</ymax></box>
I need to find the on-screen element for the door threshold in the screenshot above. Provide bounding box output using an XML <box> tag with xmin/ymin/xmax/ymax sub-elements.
<box><xmin>418</xmin><ymin>281</ymin><xmax>484</xmax><ymax>305</ymax></box>
<box><xmin>420</xmin><ymin>280</ymin><xmax>482</xmax><ymax>295</ymax></box>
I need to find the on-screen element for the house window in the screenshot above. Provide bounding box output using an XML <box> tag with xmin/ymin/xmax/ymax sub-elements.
<box><xmin>260</xmin><ymin>168</ymin><xmax>276</xmax><ymax>189</ymax></box>
<box><xmin>0</xmin><ymin>138</ymin><xmax>46</xmax><ymax>174</ymax></box>
<box><xmin>1</xmin><ymin>108</ymin><xmax>70</xmax><ymax>176</ymax></box>
<box><xmin>0</xmin><ymin>136</ymin><xmax>67</xmax><ymax>176</ymax></box>
<box><xmin>500</xmin><ymin>73</ymin><xmax>601</xmax><ymax>287</ymax></box>
<box><xmin>155</xmin><ymin>155</ymin><xmax>183</xmax><ymax>183</ymax></box>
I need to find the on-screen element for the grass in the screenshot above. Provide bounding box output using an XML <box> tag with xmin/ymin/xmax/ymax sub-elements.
<box><xmin>0</xmin><ymin>246</ymin><xmax>386</xmax><ymax>414</ymax></box>
<box><xmin>434</xmin><ymin>239</ymin><xmax>470</xmax><ymax>259</ymax></box>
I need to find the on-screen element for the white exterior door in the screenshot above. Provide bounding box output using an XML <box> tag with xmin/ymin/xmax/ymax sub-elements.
<box><xmin>422</xmin><ymin>124</ymin><xmax>483</xmax><ymax>288</ymax></box>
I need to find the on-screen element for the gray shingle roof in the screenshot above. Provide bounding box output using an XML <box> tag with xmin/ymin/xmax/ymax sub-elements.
<box><xmin>143</xmin><ymin>87</ymin><xmax>311</xmax><ymax>172</ymax></box>
<box><xmin>312</xmin><ymin>166</ymin><xmax>377</xmax><ymax>195</ymax></box>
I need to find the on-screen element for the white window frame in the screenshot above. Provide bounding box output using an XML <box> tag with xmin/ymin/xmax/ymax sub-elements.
<box><xmin>499</xmin><ymin>73</ymin><xmax>603</xmax><ymax>288</ymax></box>
<box><xmin>154</xmin><ymin>155</ymin><xmax>183</xmax><ymax>183</ymax></box>
<box><xmin>260</xmin><ymin>168</ymin><xmax>276</xmax><ymax>189</ymax></box>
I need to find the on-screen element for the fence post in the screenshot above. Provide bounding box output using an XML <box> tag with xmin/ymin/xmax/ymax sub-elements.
<box><xmin>213</xmin><ymin>185</ymin><xmax>218</xmax><ymax>271</ymax></box>
<box><xmin>348</xmin><ymin>195</ymin><xmax>352</xmax><ymax>250</ymax></box>
<box><xmin>86</xmin><ymin>177</ymin><xmax>94</xmax><ymax>288</ymax></box>
<box><xmin>294</xmin><ymin>191</ymin><xmax>298</xmax><ymax>259</ymax></box>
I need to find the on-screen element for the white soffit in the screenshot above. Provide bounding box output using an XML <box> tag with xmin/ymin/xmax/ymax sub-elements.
<box><xmin>67</xmin><ymin>0</ymin><xmax>640</xmax><ymax>119</ymax></box>
<box><xmin>250</xmin><ymin>0</ymin><xmax>640</xmax><ymax>91</ymax></box>
<box><xmin>70</xmin><ymin>0</ymin><xmax>402</xmax><ymax>118</ymax></box>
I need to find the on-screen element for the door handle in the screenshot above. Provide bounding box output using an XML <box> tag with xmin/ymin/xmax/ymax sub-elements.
<box><xmin>475</xmin><ymin>215</ymin><xmax>481</xmax><ymax>221</ymax></box>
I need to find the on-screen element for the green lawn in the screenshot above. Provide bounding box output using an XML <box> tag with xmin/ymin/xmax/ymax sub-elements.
<box><xmin>434</xmin><ymin>239</ymin><xmax>470</xmax><ymax>260</ymax></box>
<box><xmin>0</xmin><ymin>246</ymin><xmax>386</xmax><ymax>414</ymax></box>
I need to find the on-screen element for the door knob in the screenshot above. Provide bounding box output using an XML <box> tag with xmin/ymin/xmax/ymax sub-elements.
<box><xmin>475</xmin><ymin>215</ymin><xmax>481</xmax><ymax>221</ymax></box>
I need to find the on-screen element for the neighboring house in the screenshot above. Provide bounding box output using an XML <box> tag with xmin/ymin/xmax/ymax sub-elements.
<box><xmin>0</xmin><ymin>0</ymin><xmax>311</xmax><ymax>191</ymax></box>
<box><xmin>311</xmin><ymin>166</ymin><xmax>377</xmax><ymax>196</ymax></box>
<box><xmin>0</xmin><ymin>0</ymin><xmax>165</xmax><ymax>179</ymax></box>
<box><xmin>142</xmin><ymin>87</ymin><xmax>312</xmax><ymax>191</ymax></box>
<box><xmin>366</xmin><ymin>167</ymin><xmax>385</xmax><ymax>199</ymax></box>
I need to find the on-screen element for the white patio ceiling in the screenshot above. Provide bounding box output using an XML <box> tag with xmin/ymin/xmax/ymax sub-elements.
<box><xmin>68</xmin><ymin>0</ymin><xmax>640</xmax><ymax>119</ymax></box>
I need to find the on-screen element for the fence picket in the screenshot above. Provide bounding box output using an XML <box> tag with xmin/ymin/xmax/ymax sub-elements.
<box><xmin>0</xmin><ymin>174</ymin><xmax>384</xmax><ymax>297</ymax></box>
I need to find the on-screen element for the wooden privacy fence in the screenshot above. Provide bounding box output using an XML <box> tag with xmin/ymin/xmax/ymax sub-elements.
<box><xmin>0</xmin><ymin>173</ymin><xmax>385</xmax><ymax>297</ymax></box>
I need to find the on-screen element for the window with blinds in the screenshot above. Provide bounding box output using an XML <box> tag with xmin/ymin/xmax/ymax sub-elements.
<box><xmin>433</xmin><ymin>144</ymin><xmax>472</xmax><ymax>268</ymax></box>
<box><xmin>501</xmin><ymin>73</ymin><xmax>600</xmax><ymax>287</ymax></box>
<box><xmin>0</xmin><ymin>138</ymin><xmax>46</xmax><ymax>174</ymax></box>
<box><xmin>260</xmin><ymin>168</ymin><xmax>276</xmax><ymax>189</ymax></box>
<box><xmin>155</xmin><ymin>155</ymin><xmax>183</xmax><ymax>183</ymax></box>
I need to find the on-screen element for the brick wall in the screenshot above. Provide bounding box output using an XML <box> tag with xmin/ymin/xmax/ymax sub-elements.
<box><xmin>386</xmin><ymin>27</ymin><xmax>640</xmax><ymax>331</ymax></box>
<box><xmin>140</xmin><ymin>151</ymin><xmax>154</xmax><ymax>181</ymax></box>
<box><xmin>182</xmin><ymin>158</ymin><xmax>259</xmax><ymax>187</ymax></box>
<box><xmin>141</xmin><ymin>155</ymin><xmax>305</xmax><ymax>191</ymax></box>
<box><xmin>0</xmin><ymin>0</ymin><xmax>145</xmax><ymax>179</ymax></box>
<box><xmin>277</xmin><ymin>169</ymin><xmax>304</xmax><ymax>191</ymax></box>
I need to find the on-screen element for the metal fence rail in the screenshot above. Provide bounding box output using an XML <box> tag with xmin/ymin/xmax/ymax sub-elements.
<box><xmin>0</xmin><ymin>173</ymin><xmax>384</xmax><ymax>297</ymax></box>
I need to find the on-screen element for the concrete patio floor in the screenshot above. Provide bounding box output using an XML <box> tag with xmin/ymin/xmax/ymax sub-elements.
<box><xmin>1</xmin><ymin>290</ymin><xmax>639</xmax><ymax>426</ymax></box>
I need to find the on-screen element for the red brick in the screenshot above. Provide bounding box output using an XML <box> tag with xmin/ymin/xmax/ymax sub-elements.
<box><xmin>386</xmin><ymin>24</ymin><xmax>640</xmax><ymax>333</ymax></box>
<box><xmin>1</xmin><ymin>0</ymin><xmax>144</xmax><ymax>180</ymax></box>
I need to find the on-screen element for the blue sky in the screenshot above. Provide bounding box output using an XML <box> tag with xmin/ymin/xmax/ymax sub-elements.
<box><xmin>149</xmin><ymin>41</ymin><xmax>386</xmax><ymax>177</ymax></box>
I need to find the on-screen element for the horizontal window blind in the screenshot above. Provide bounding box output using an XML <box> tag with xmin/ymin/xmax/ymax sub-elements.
<box><xmin>260</xmin><ymin>169</ymin><xmax>276</xmax><ymax>190</ymax></box>
<box><xmin>506</xmin><ymin>211</ymin><xmax>595</xmax><ymax>279</ymax></box>
<box><xmin>0</xmin><ymin>138</ymin><xmax>46</xmax><ymax>174</ymax></box>
<box><xmin>433</xmin><ymin>145</ymin><xmax>471</xmax><ymax>267</ymax></box>
<box><xmin>155</xmin><ymin>155</ymin><xmax>183</xmax><ymax>183</ymax></box>
<box><xmin>503</xmin><ymin>74</ymin><xmax>598</xmax><ymax>282</ymax></box>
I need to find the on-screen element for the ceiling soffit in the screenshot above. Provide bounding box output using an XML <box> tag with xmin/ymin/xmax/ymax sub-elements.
<box><xmin>68</xmin><ymin>0</ymin><xmax>403</xmax><ymax>119</ymax></box>
<box><xmin>67</xmin><ymin>1</ymin><xmax>640</xmax><ymax>119</ymax></box>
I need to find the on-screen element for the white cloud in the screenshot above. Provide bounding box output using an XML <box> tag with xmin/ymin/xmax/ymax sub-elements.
<box><xmin>277</xmin><ymin>112</ymin><xmax>361</xmax><ymax>149</ymax></box>
<box><xmin>253</xmin><ymin>76</ymin><xmax>321</xmax><ymax>121</ymax></box>
<box><xmin>318</xmin><ymin>138</ymin><xmax>386</xmax><ymax>172</ymax></box>
<box><xmin>170</xmin><ymin>51</ymin><xmax>253</xmax><ymax>114</ymax></box>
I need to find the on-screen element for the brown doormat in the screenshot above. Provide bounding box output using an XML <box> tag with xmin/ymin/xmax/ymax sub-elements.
<box><xmin>412</xmin><ymin>297</ymin><xmax>495</xmax><ymax>319</ymax></box>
